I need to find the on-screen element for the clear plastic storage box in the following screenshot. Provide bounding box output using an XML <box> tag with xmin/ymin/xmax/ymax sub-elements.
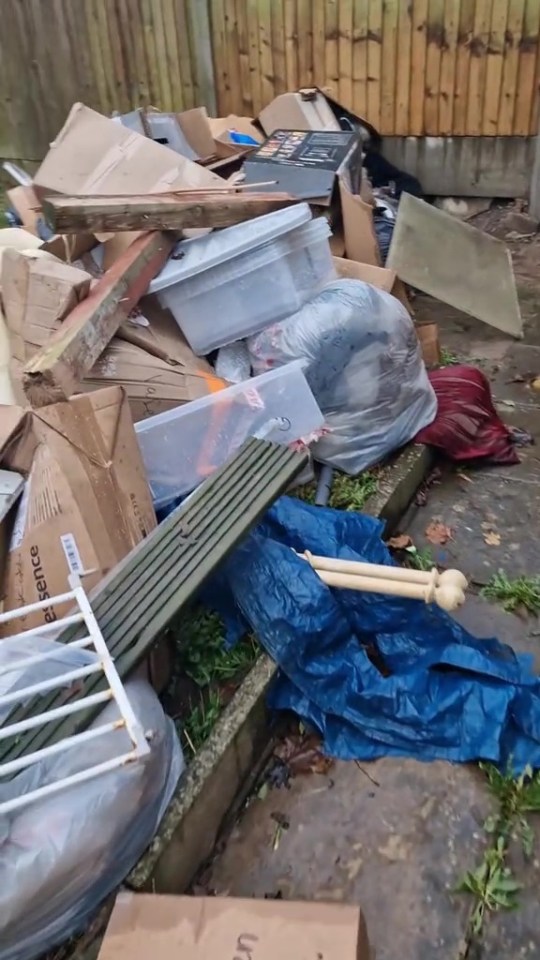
<box><xmin>148</xmin><ymin>204</ymin><xmax>336</xmax><ymax>355</ymax></box>
<box><xmin>135</xmin><ymin>361</ymin><xmax>324</xmax><ymax>508</ymax></box>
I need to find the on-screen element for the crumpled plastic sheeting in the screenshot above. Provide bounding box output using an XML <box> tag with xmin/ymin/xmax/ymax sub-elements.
<box><xmin>213</xmin><ymin>497</ymin><xmax>540</xmax><ymax>771</ymax></box>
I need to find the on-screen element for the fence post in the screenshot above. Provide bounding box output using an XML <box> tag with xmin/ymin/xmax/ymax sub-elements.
<box><xmin>186</xmin><ymin>0</ymin><xmax>217</xmax><ymax>115</ymax></box>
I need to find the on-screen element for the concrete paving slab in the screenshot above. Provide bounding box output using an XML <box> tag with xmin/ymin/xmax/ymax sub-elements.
<box><xmin>208</xmin><ymin>758</ymin><xmax>491</xmax><ymax>960</ymax></box>
<box><xmin>452</xmin><ymin>593</ymin><xmax>540</xmax><ymax>673</ymax></box>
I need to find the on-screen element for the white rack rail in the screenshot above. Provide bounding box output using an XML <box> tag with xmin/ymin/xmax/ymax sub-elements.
<box><xmin>0</xmin><ymin>575</ymin><xmax>150</xmax><ymax>816</ymax></box>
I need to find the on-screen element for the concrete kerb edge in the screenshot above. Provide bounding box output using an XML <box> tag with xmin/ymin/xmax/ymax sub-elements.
<box><xmin>128</xmin><ymin>442</ymin><xmax>433</xmax><ymax>894</ymax></box>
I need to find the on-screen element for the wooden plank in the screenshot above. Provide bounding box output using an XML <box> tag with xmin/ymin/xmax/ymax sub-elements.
<box><xmin>210</xmin><ymin>0</ymin><xmax>230</xmax><ymax>113</ymax></box>
<box><xmin>235</xmin><ymin>0</ymin><xmax>253</xmax><ymax>113</ymax></box>
<box><xmin>466</xmin><ymin>0</ymin><xmax>493</xmax><ymax>135</ymax></box>
<box><xmin>452</xmin><ymin>0</ymin><xmax>475</xmax><ymax>132</ymax></box>
<box><xmin>223</xmin><ymin>0</ymin><xmax>243</xmax><ymax>113</ymax></box>
<box><xmin>312</xmin><ymin>0</ymin><xmax>326</xmax><ymax>89</ymax></box>
<box><xmin>104</xmin><ymin>0</ymin><xmax>131</xmax><ymax>112</ymax></box>
<box><xmin>438</xmin><ymin>0</ymin><xmax>461</xmax><ymax>135</ymax></box>
<box><xmin>514</xmin><ymin>0</ymin><xmax>540</xmax><ymax>134</ymax></box>
<box><xmin>325</xmin><ymin>0</ymin><xmax>339</xmax><ymax>99</ymax></box>
<box><xmin>258</xmin><ymin>0</ymin><xmax>275</xmax><ymax>107</ymax></box>
<box><xmin>161</xmin><ymin>0</ymin><xmax>184</xmax><ymax>111</ymax></box>
<box><xmin>0</xmin><ymin>440</ymin><xmax>307</xmax><ymax>766</ymax></box>
<box><xmin>23</xmin><ymin>232</ymin><xmax>175</xmax><ymax>408</ymax></box>
<box><xmin>483</xmin><ymin>0</ymin><xmax>509</xmax><ymax>134</ymax></box>
<box><xmin>84</xmin><ymin>0</ymin><xmax>112</xmax><ymax>113</ymax></box>
<box><xmin>338</xmin><ymin>0</ymin><xmax>354</xmax><ymax>108</ymax></box>
<box><xmin>43</xmin><ymin>193</ymin><xmax>298</xmax><ymax>234</ymax></box>
<box><xmin>498</xmin><ymin>0</ymin><xmax>526</xmax><ymax>134</ymax></box>
<box><xmin>410</xmin><ymin>0</ymin><xmax>429</xmax><ymax>135</ymax></box>
<box><xmin>352</xmin><ymin>0</ymin><xmax>369</xmax><ymax>117</ymax></box>
<box><xmin>247</xmin><ymin>0</ymin><xmax>263</xmax><ymax>114</ymax></box>
<box><xmin>297</xmin><ymin>0</ymin><xmax>314</xmax><ymax>86</ymax></box>
<box><xmin>394</xmin><ymin>0</ymin><xmax>413</xmax><ymax>135</ymax></box>
<box><xmin>367</xmin><ymin>0</ymin><xmax>383</xmax><ymax>129</ymax></box>
<box><xmin>284</xmin><ymin>0</ymin><xmax>299</xmax><ymax>92</ymax></box>
<box><xmin>271</xmin><ymin>0</ymin><xmax>287</xmax><ymax>96</ymax></box>
<box><xmin>186</xmin><ymin>0</ymin><xmax>216</xmax><ymax>112</ymax></box>
<box><xmin>424</xmin><ymin>0</ymin><xmax>445</xmax><ymax>134</ymax></box>
<box><xmin>381</xmin><ymin>0</ymin><xmax>399</xmax><ymax>134</ymax></box>
<box><xmin>140</xmin><ymin>0</ymin><xmax>163</xmax><ymax>105</ymax></box>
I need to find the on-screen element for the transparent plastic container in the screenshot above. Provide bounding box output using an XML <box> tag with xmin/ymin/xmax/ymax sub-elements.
<box><xmin>135</xmin><ymin>361</ymin><xmax>324</xmax><ymax>508</ymax></box>
<box><xmin>148</xmin><ymin>205</ymin><xmax>335</xmax><ymax>355</ymax></box>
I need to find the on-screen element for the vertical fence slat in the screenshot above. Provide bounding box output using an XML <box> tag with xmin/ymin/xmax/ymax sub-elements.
<box><xmin>284</xmin><ymin>0</ymin><xmax>299</xmax><ymax>93</ymax></box>
<box><xmin>514</xmin><ymin>0</ymin><xmax>540</xmax><ymax>133</ymax></box>
<box><xmin>367</xmin><ymin>0</ymin><xmax>383</xmax><ymax>129</ymax></box>
<box><xmin>410</xmin><ymin>0</ymin><xmax>429</xmax><ymax>134</ymax></box>
<box><xmin>271</xmin><ymin>0</ymin><xmax>287</xmax><ymax>95</ymax></box>
<box><xmin>297</xmin><ymin>0</ymin><xmax>313</xmax><ymax>86</ymax></box>
<box><xmin>234</xmin><ymin>0</ymin><xmax>253</xmax><ymax>114</ymax></box>
<box><xmin>394</xmin><ymin>0</ymin><xmax>413</xmax><ymax>134</ymax></box>
<box><xmin>438</xmin><ymin>0</ymin><xmax>460</xmax><ymax>135</ymax></box>
<box><xmin>223</xmin><ymin>0</ymin><xmax>243</xmax><ymax>113</ymax></box>
<box><xmin>452</xmin><ymin>0</ymin><xmax>474</xmax><ymax>132</ymax></box>
<box><xmin>381</xmin><ymin>0</ymin><xmax>399</xmax><ymax>134</ymax></box>
<box><xmin>258</xmin><ymin>0</ymin><xmax>275</xmax><ymax>107</ymax></box>
<box><xmin>483</xmin><ymin>0</ymin><xmax>510</xmax><ymax>133</ymax></box>
<box><xmin>466</xmin><ymin>0</ymin><xmax>494</xmax><ymax>134</ymax></box>
<box><xmin>352</xmin><ymin>0</ymin><xmax>369</xmax><ymax>117</ymax></box>
<box><xmin>424</xmin><ymin>0</ymin><xmax>444</xmax><ymax>133</ymax></box>
<box><xmin>325</xmin><ymin>0</ymin><xmax>340</xmax><ymax>98</ymax></box>
<box><xmin>312</xmin><ymin>1</ymin><xmax>326</xmax><ymax>89</ymax></box>
<box><xmin>338</xmin><ymin>0</ymin><xmax>354</xmax><ymax>108</ymax></box>
<box><xmin>497</xmin><ymin>0</ymin><xmax>526</xmax><ymax>133</ymax></box>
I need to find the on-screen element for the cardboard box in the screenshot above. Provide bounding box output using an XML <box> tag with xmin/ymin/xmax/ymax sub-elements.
<box><xmin>4</xmin><ymin>261</ymin><xmax>228</xmax><ymax>419</ymax></box>
<box><xmin>259</xmin><ymin>89</ymin><xmax>341</xmax><ymax>135</ymax></box>
<box><xmin>244</xmin><ymin>129</ymin><xmax>362</xmax><ymax>205</ymax></box>
<box><xmin>338</xmin><ymin>177</ymin><xmax>381</xmax><ymax>266</ymax></box>
<box><xmin>34</xmin><ymin>103</ymin><xmax>222</xmax><ymax>199</ymax></box>
<box><xmin>416</xmin><ymin>321</ymin><xmax>441</xmax><ymax>367</ymax></box>
<box><xmin>333</xmin><ymin>255</ymin><xmax>412</xmax><ymax>313</ymax></box>
<box><xmin>6</xmin><ymin>186</ymin><xmax>42</xmax><ymax>236</ymax></box>
<box><xmin>98</xmin><ymin>892</ymin><xmax>371</xmax><ymax>960</ymax></box>
<box><xmin>0</xmin><ymin>386</ymin><xmax>157</xmax><ymax>634</ymax></box>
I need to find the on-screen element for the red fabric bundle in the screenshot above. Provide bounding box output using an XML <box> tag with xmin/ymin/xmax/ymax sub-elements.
<box><xmin>415</xmin><ymin>365</ymin><xmax>519</xmax><ymax>464</ymax></box>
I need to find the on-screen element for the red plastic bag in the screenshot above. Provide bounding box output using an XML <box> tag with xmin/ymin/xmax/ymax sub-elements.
<box><xmin>415</xmin><ymin>365</ymin><xmax>519</xmax><ymax>464</ymax></box>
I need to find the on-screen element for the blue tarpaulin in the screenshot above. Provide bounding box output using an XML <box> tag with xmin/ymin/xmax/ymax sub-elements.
<box><xmin>210</xmin><ymin>497</ymin><xmax>540</xmax><ymax>770</ymax></box>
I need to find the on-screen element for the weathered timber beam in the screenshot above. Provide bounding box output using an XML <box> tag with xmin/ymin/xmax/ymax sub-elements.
<box><xmin>43</xmin><ymin>192</ymin><xmax>297</xmax><ymax>233</ymax></box>
<box><xmin>22</xmin><ymin>231</ymin><xmax>176</xmax><ymax>407</ymax></box>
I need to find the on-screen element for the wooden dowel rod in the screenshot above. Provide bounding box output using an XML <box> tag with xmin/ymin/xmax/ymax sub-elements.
<box><xmin>312</xmin><ymin>569</ymin><xmax>465</xmax><ymax>612</ymax></box>
<box><xmin>297</xmin><ymin>552</ymin><xmax>467</xmax><ymax>590</ymax></box>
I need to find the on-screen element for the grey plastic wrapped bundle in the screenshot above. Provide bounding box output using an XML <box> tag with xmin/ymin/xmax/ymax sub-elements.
<box><xmin>0</xmin><ymin>638</ymin><xmax>184</xmax><ymax>960</ymax></box>
<box><xmin>248</xmin><ymin>279</ymin><xmax>437</xmax><ymax>474</ymax></box>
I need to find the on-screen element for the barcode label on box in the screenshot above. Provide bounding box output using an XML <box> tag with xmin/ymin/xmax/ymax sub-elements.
<box><xmin>60</xmin><ymin>534</ymin><xmax>83</xmax><ymax>575</ymax></box>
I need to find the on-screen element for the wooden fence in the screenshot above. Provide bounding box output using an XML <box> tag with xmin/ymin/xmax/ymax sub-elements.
<box><xmin>211</xmin><ymin>0</ymin><xmax>540</xmax><ymax>137</ymax></box>
<box><xmin>1</xmin><ymin>0</ymin><xmax>540</xmax><ymax>162</ymax></box>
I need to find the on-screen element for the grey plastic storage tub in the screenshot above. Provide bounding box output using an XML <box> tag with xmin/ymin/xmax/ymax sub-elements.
<box><xmin>148</xmin><ymin>204</ymin><xmax>336</xmax><ymax>355</ymax></box>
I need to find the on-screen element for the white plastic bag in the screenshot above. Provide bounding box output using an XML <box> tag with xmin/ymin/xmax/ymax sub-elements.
<box><xmin>0</xmin><ymin>638</ymin><xmax>184</xmax><ymax>960</ymax></box>
<box><xmin>248</xmin><ymin>279</ymin><xmax>437</xmax><ymax>474</ymax></box>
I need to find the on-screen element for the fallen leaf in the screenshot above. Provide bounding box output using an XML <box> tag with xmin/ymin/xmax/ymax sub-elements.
<box><xmin>386</xmin><ymin>534</ymin><xmax>413</xmax><ymax>549</ymax></box>
<box><xmin>456</xmin><ymin>472</ymin><xmax>473</xmax><ymax>484</ymax></box>
<box><xmin>425</xmin><ymin>520</ymin><xmax>453</xmax><ymax>545</ymax></box>
<box><xmin>484</xmin><ymin>530</ymin><xmax>501</xmax><ymax>546</ymax></box>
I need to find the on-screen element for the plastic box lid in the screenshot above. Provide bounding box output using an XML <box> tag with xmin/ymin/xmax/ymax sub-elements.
<box><xmin>148</xmin><ymin>202</ymin><xmax>313</xmax><ymax>293</ymax></box>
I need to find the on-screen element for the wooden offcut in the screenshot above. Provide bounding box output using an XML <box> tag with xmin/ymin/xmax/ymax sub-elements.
<box><xmin>43</xmin><ymin>191</ymin><xmax>297</xmax><ymax>234</ymax></box>
<box><xmin>0</xmin><ymin>439</ymin><xmax>307</xmax><ymax>765</ymax></box>
<box><xmin>22</xmin><ymin>231</ymin><xmax>175</xmax><ymax>407</ymax></box>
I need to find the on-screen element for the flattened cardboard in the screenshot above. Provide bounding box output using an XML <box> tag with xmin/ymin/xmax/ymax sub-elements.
<box><xmin>259</xmin><ymin>90</ymin><xmax>341</xmax><ymax>135</ymax></box>
<box><xmin>6</xmin><ymin>186</ymin><xmax>42</xmax><ymax>236</ymax></box>
<box><xmin>338</xmin><ymin>178</ymin><xmax>381</xmax><ymax>266</ymax></box>
<box><xmin>0</xmin><ymin>387</ymin><xmax>156</xmax><ymax>634</ymax></box>
<box><xmin>416</xmin><ymin>321</ymin><xmax>441</xmax><ymax>367</ymax></box>
<box><xmin>98</xmin><ymin>892</ymin><xmax>371</xmax><ymax>960</ymax></box>
<box><xmin>2</xmin><ymin>249</ymin><xmax>91</xmax><ymax>371</ymax></box>
<box><xmin>387</xmin><ymin>193</ymin><xmax>523</xmax><ymax>338</ymax></box>
<box><xmin>332</xmin><ymin>255</ymin><xmax>412</xmax><ymax>313</ymax></box>
<box><xmin>34</xmin><ymin>103</ymin><xmax>222</xmax><ymax>199</ymax></box>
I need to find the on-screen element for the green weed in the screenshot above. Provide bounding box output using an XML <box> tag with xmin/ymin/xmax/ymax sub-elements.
<box><xmin>183</xmin><ymin>689</ymin><xmax>223</xmax><ymax>753</ymax></box>
<box><xmin>328</xmin><ymin>472</ymin><xmax>379</xmax><ymax>511</ymax></box>
<box><xmin>481</xmin><ymin>571</ymin><xmax>540</xmax><ymax>615</ymax></box>
<box><xmin>176</xmin><ymin>608</ymin><xmax>259</xmax><ymax>687</ymax></box>
<box><xmin>458</xmin><ymin>836</ymin><xmax>521</xmax><ymax>936</ymax></box>
<box><xmin>404</xmin><ymin>545</ymin><xmax>435</xmax><ymax>572</ymax></box>
<box><xmin>439</xmin><ymin>347</ymin><xmax>460</xmax><ymax>367</ymax></box>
